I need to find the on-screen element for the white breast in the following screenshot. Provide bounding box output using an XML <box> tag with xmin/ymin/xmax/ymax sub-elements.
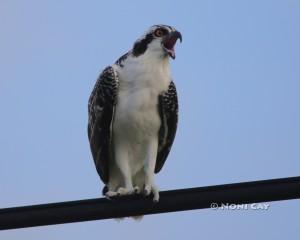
<box><xmin>112</xmin><ymin>54</ymin><xmax>171</xmax><ymax>141</ymax></box>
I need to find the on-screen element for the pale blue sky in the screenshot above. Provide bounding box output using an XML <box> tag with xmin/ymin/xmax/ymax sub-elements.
<box><xmin>1</xmin><ymin>0</ymin><xmax>299</xmax><ymax>239</ymax></box>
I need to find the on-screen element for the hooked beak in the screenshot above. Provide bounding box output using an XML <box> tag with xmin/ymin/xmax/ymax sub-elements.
<box><xmin>162</xmin><ymin>30</ymin><xmax>182</xmax><ymax>59</ymax></box>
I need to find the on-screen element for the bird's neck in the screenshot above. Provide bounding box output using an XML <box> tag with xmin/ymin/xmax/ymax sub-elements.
<box><xmin>116</xmin><ymin>53</ymin><xmax>171</xmax><ymax>93</ymax></box>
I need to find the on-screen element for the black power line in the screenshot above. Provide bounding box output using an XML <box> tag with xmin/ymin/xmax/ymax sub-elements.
<box><xmin>1</xmin><ymin>176</ymin><xmax>300</xmax><ymax>230</ymax></box>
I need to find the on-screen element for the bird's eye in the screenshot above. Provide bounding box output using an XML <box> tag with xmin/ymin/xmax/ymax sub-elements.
<box><xmin>154</xmin><ymin>29</ymin><xmax>164</xmax><ymax>37</ymax></box>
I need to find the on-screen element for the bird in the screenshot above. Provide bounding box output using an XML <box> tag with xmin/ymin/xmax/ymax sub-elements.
<box><xmin>88</xmin><ymin>24</ymin><xmax>182</xmax><ymax>202</ymax></box>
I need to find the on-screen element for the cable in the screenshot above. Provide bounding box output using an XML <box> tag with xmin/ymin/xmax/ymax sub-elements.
<box><xmin>1</xmin><ymin>176</ymin><xmax>300</xmax><ymax>230</ymax></box>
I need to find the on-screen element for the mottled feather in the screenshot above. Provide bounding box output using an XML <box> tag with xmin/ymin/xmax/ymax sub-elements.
<box><xmin>88</xmin><ymin>66</ymin><xmax>119</xmax><ymax>183</ymax></box>
<box><xmin>156</xmin><ymin>81</ymin><xmax>178</xmax><ymax>173</ymax></box>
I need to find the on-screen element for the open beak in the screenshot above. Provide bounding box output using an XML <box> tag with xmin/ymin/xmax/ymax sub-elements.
<box><xmin>162</xmin><ymin>30</ymin><xmax>182</xmax><ymax>59</ymax></box>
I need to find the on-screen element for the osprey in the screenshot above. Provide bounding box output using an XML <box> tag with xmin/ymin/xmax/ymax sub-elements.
<box><xmin>88</xmin><ymin>25</ymin><xmax>182</xmax><ymax>202</ymax></box>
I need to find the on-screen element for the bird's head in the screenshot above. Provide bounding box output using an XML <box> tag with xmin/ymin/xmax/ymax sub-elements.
<box><xmin>132</xmin><ymin>25</ymin><xmax>182</xmax><ymax>60</ymax></box>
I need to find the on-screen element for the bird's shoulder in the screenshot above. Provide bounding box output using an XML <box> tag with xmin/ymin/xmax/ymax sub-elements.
<box><xmin>159</xmin><ymin>81</ymin><xmax>178</xmax><ymax>113</ymax></box>
<box><xmin>88</xmin><ymin>66</ymin><xmax>119</xmax><ymax>108</ymax></box>
<box><xmin>88</xmin><ymin>66</ymin><xmax>119</xmax><ymax>138</ymax></box>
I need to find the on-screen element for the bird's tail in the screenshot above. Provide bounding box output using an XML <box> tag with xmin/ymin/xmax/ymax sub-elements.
<box><xmin>131</xmin><ymin>215</ymin><xmax>144</xmax><ymax>221</ymax></box>
<box><xmin>114</xmin><ymin>216</ymin><xmax>143</xmax><ymax>222</ymax></box>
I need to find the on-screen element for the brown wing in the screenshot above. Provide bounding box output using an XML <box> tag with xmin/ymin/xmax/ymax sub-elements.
<box><xmin>155</xmin><ymin>81</ymin><xmax>178</xmax><ymax>173</ymax></box>
<box><xmin>88</xmin><ymin>66</ymin><xmax>119</xmax><ymax>183</ymax></box>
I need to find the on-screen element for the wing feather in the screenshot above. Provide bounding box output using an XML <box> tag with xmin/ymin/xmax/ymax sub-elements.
<box><xmin>88</xmin><ymin>66</ymin><xmax>119</xmax><ymax>183</ymax></box>
<box><xmin>155</xmin><ymin>81</ymin><xmax>178</xmax><ymax>173</ymax></box>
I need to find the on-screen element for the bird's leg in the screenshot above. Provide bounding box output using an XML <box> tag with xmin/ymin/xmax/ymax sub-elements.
<box><xmin>114</xmin><ymin>142</ymin><xmax>134</xmax><ymax>196</ymax></box>
<box><xmin>105</xmin><ymin>166</ymin><xmax>120</xmax><ymax>199</ymax></box>
<box><xmin>143</xmin><ymin>138</ymin><xmax>160</xmax><ymax>202</ymax></box>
